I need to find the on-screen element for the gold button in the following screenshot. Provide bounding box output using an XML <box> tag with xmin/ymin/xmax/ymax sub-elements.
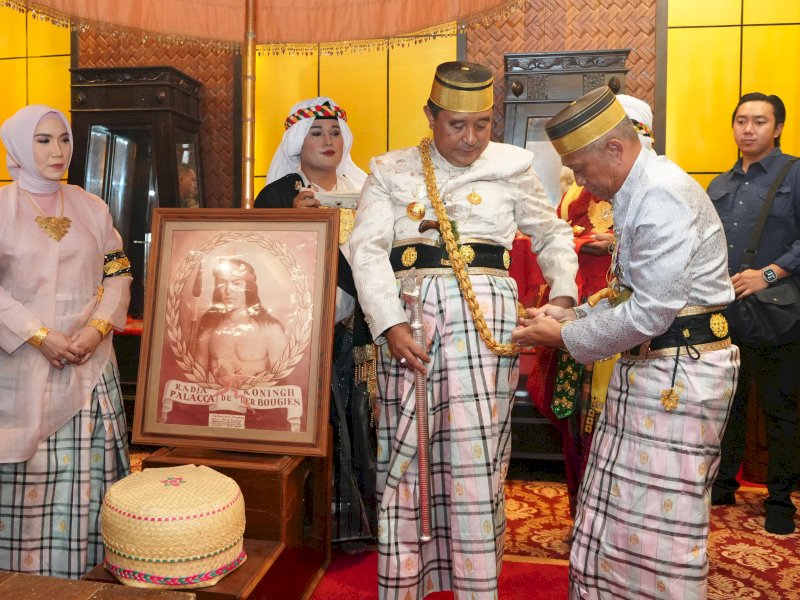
<box><xmin>406</xmin><ymin>202</ymin><xmax>426</xmax><ymax>221</ymax></box>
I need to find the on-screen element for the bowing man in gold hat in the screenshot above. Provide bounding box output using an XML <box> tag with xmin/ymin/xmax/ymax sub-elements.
<box><xmin>349</xmin><ymin>61</ymin><xmax>579</xmax><ymax>599</ymax></box>
<box><xmin>513</xmin><ymin>86</ymin><xmax>740</xmax><ymax>600</ymax></box>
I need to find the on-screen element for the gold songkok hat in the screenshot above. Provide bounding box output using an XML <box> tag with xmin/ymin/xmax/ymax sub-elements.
<box><xmin>429</xmin><ymin>61</ymin><xmax>494</xmax><ymax>113</ymax></box>
<box><xmin>546</xmin><ymin>86</ymin><xmax>627</xmax><ymax>156</ymax></box>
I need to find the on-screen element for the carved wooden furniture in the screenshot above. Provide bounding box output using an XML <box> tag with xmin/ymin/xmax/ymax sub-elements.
<box><xmin>503</xmin><ymin>49</ymin><xmax>630</xmax><ymax>206</ymax></box>
<box><xmin>69</xmin><ymin>66</ymin><xmax>204</xmax><ymax>319</ymax></box>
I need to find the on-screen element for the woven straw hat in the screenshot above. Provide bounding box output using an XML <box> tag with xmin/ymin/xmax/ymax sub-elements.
<box><xmin>101</xmin><ymin>464</ymin><xmax>247</xmax><ymax>589</ymax></box>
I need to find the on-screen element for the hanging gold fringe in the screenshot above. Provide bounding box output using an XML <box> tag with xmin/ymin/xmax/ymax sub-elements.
<box><xmin>2</xmin><ymin>0</ymin><xmax>240</xmax><ymax>53</ymax></box>
<box><xmin>257</xmin><ymin>0</ymin><xmax>525</xmax><ymax>56</ymax></box>
<box><xmin>3</xmin><ymin>0</ymin><xmax>525</xmax><ymax>56</ymax></box>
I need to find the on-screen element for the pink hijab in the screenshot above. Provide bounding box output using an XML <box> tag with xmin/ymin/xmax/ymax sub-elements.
<box><xmin>1</xmin><ymin>104</ymin><xmax>73</xmax><ymax>195</ymax></box>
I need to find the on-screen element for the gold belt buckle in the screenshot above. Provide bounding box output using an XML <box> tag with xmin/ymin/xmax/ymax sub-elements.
<box><xmin>636</xmin><ymin>339</ymin><xmax>651</xmax><ymax>358</ymax></box>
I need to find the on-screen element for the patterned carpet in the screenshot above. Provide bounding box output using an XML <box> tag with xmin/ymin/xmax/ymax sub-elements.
<box><xmin>503</xmin><ymin>480</ymin><xmax>800</xmax><ymax>599</ymax></box>
<box><xmin>131</xmin><ymin>451</ymin><xmax>799</xmax><ymax>598</ymax></box>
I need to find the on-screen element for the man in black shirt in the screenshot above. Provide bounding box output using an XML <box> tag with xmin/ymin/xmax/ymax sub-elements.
<box><xmin>708</xmin><ymin>92</ymin><xmax>800</xmax><ymax>535</ymax></box>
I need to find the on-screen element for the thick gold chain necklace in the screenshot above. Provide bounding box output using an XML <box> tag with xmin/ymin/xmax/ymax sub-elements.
<box><xmin>418</xmin><ymin>137</ymin><xmax>519</xmax><ymax>357</ymax></box>
<box><xmin>21</xmin><ymin>187</ymin><xmax>71</xmax><ymax>241</ymax></box>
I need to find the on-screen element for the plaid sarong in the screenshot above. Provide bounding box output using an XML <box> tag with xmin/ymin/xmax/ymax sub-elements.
<box><xmin>569</xmin><ymin>346</ymin><xmax>739</xmax><ymax>599</ymax></box>
<box><xmin>0</xmin><ymin>361</ymin><xmax>130</xmax><ymax>579</ymax></box>
<box><xmin>376</xmin><ymin>274</ymin><xmax>518</xmax><ymax>600</ymax></box>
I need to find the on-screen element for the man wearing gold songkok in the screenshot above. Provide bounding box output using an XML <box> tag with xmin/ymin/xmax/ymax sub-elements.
<box><xmin>512</xmin><ymin>86</ymin><xmax>739</xmax><ymax>600</ymax></box>
<box><xmin>349</xmin><ymin>61</ymin><xmax>579</xmax><ymax>599</ymax></box>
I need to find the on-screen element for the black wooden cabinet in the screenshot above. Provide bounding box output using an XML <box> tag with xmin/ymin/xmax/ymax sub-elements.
<box><xmin>69</xmin><ymin>66</ymin><xmax>204</xmax><ymax>318</ymax></box>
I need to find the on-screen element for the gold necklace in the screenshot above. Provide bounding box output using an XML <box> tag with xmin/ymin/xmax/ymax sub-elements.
<box><xmin>21</xmin><ymin>188</ymin><xmax>71</xmax><ymax>241</ymax></box>
<box><xmin>418</xmin><ymin>137</ymin><xmax>519</xmax><ymax>357</ymax></box>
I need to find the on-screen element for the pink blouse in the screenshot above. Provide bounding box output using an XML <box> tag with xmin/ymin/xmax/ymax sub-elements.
<box><xmin>0</xmin><ymin>182</ymin><xmax>131</xmax><ymax>462</ymax></box>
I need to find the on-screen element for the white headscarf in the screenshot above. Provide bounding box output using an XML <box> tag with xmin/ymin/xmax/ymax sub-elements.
<box><xmin>266</xmin><ymin>96</ymin><xmax>367</xmax><ymax>188</ymax></box>
<box><xmin>1</xmin><ymin>104</ymin><xmax>73</xmax><ymax>195</ymax></box>
<box><xmin>616</xmin><ymin>94</ymin><xmax>654</xmax><ymax>151</ymax></box>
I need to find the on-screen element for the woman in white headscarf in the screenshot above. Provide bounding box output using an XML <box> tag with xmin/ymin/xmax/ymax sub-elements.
<box><xmin>255</xmin><ymin>97</ymin><xmax>376</xmax><ymax>548</ymax></box>
<box><xmin>0</xmin><ymin>104</ymin><xmax>131</xmax><ymax>578</ymax></box>
<box><xmin>616</xmin><ymin>93</ymin><xmax>655</xmax><ymax>151</ymax></box>
<box><xmin>255</xmin><ymin>96</ymin><xmax>366</xmax><ymax>209</ymax></box>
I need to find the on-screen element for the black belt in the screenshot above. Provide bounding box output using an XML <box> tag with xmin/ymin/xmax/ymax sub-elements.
<box><xmin>390</xmin><ymin>243</ymin><xmax>509</xmax><ymax>273</ymax></box>
<box><xmin>624</xmin><ymin>310</ymin><xmax>730</xmax><ymax>359</ymax></box>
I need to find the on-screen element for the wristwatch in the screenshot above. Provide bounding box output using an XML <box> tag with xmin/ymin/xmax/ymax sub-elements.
<box><xmin>762</xmin><ymin>268</ymin><xmax>778</xmax><ymax>285</ymax></box>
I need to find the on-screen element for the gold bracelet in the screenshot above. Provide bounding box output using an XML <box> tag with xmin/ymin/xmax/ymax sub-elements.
<box><xmin>27</xmin><ymin>326</ymin><xmax>50</xmax><ymax>347</ymax></box>
<box><xmin>87</xmin><ymin>319</ymin><xmax>113</xmax><ymax>338</ymax></box>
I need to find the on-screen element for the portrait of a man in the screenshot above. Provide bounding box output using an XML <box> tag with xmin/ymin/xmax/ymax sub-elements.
<box><xmin>194</xmin><ymin>258</ymin><xmax>288</xmax><ymax>383</ymax></box>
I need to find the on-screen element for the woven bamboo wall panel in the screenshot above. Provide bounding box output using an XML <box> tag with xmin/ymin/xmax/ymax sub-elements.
<box><xmin>468</xmin><ymin>0</ymin><xmax>657</xmax><ymax>141</ymax></box>
<box><xmin>77</xmin><ymin>31</ymin><xmax>235</xmax><ymax>208</ymax></box>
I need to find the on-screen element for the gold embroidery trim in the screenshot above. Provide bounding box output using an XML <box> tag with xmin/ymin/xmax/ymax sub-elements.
<box><xmin>622</xmin><ymin>338</ymin><xmax>731</xmax><ymax>361</ymax></box>
<box><xmin>419</xmin><ymin>137</ymin><xmax>519</xmax><ymax>357</ymax></box>
<box><xmin>677</xmin><ymin>304</ymin><xmax>728</xmax><ymax>316</ymax></box>
<box><xmin>503</xmin><ymin>250</ymin><xmax>511</xmax><ymax>269</ymax></box>
<box><xmin>394</xmin><ymin>266</ymin><xmax>510</xmax><ymax>278</ymax></box>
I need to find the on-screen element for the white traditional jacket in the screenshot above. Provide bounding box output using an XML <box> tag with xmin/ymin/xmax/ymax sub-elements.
<box><xmin>350</xmin><ymin>140</ymin><xmax>579</xmax><ymax>339</ymax></box>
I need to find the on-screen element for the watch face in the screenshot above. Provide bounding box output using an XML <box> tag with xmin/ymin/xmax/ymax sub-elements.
<box><xmin>763</xmin><ymin>268</ymin><xmax>778</xmax><ymax>284</ymax></box>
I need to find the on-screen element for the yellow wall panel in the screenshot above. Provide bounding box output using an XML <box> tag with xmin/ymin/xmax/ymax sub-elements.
<box><xmin>742</xmin><ymin>25</ymin><xmax>800</xmax><ymax>156</ymax></box>
<box><xmin>389</xmin><ymin>35</ymin><xmax>457</xmax><ymax>152</ymax></box>
<box><xmin>320</xmin><ymin>47</ymin><xmax>388</xmax><ymax>173</ymax></box>
<box><xmin>254</xmin><ymin>52</ymin><xmax>319</xmax><ymax>178</ymax></box>
<box><xmin>27</xmin><ymin>13</ymin><xmax>70</xmax><ymax>57</ymax></box>
<box><xmin>0</xmin><ymin>6</ymin><xmax>26</xmax><ymax>58</ymax></box>
<box><xmin>27</xmin><ymin>56</ymin><xmax>71</xmax><ymax>115</ymax></box>
<box><xmin>666</xmin><ymin>27</ymin><xmax>740</xmax><ymax>172</ymax></box>
<box><xmin>0</xmin><ymin>58</ymin><xmax>27</xmax><ymax>181</ymax></box>
<box><xmin>743</xmin><ymin>0</ymin><xmax>800</xmax><ymax>24</ymax></box>
<box><xmin>668</xmin><ymin>0</ymin><xmax>741</xmax><ymax>27</ymax></box>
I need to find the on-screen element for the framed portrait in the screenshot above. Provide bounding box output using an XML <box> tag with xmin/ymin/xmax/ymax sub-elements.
<box><xmin>133</xmin><ymin>208</ymin><xmax>339</xmax><ymax>456</ymax></box>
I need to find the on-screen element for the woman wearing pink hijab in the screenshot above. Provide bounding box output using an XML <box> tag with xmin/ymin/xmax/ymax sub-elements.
<box><xmin>0</xmin><ymin>105</ymin><xmax>131</xmax><ymax>578</ymax></box>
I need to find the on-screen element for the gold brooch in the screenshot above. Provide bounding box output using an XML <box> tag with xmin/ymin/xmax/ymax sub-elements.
<box><xmin>406</xmin><ymin>202</ymin><xmax>426</xmax><ymax>221</ymax></box>
<box><xmin>588</xmin><ymin>200</ymin><xmax>613</xmax><ymax>233</ymax></box>
<box><xmin>466</xmin><ymin>190</ymin><xmax>482</xmax><ymax>205</ymax></box>
<box><xmin>661</xmin><ymin>387</ymin><xmax>680</xmax><ymax>411</ymax></box>
<box><xmin>709</xmin><ymin>313</ymin><xmax>728</xmax><ymax>338</ymax></box>
<box><xmin>401</xmin><ymin>246</ymin><xmax>417</xmax><ymax>267</ymax></box>
<box><xmin>459</xmin><ymin>244</ymin><xmax>475</xmax><ymax>265</ymax></box>
<box><xmin>503</xmin><ymin>250</ymin><xmax>511</xmax><ymax>269</ymax></box>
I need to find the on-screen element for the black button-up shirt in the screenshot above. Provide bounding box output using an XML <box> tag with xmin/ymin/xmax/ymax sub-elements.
<box><xmin>708</xmin><ymin>147</ymin><xmax>800</xmax><ymax>276</ymax></box>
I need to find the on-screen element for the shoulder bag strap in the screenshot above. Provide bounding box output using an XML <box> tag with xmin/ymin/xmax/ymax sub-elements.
<box><xmin>740</xmin><ymin>157</ymin><xmax>799</xmax><ymax>271</ymax></box>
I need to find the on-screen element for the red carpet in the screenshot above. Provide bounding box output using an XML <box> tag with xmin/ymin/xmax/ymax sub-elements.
<box><xmin>310</xmin><ymin>551</ymin><xmax>568</xmax><ymax>600</ymax></box>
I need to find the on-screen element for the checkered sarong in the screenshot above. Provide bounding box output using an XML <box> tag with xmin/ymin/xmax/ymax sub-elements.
<box><xmin>0</xmin><ymin>361</ymin><xmax>130</xmax><ymax>579</ymax></box>
<box><xmin>569</xmin><ymin>346</ymin><xmax>739</xmax><ymax>599</ymax></box>
<box><xmin>376</xmin><ymin>274</ymin><xmax>518</xmax><ymax>600</ymax></box>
